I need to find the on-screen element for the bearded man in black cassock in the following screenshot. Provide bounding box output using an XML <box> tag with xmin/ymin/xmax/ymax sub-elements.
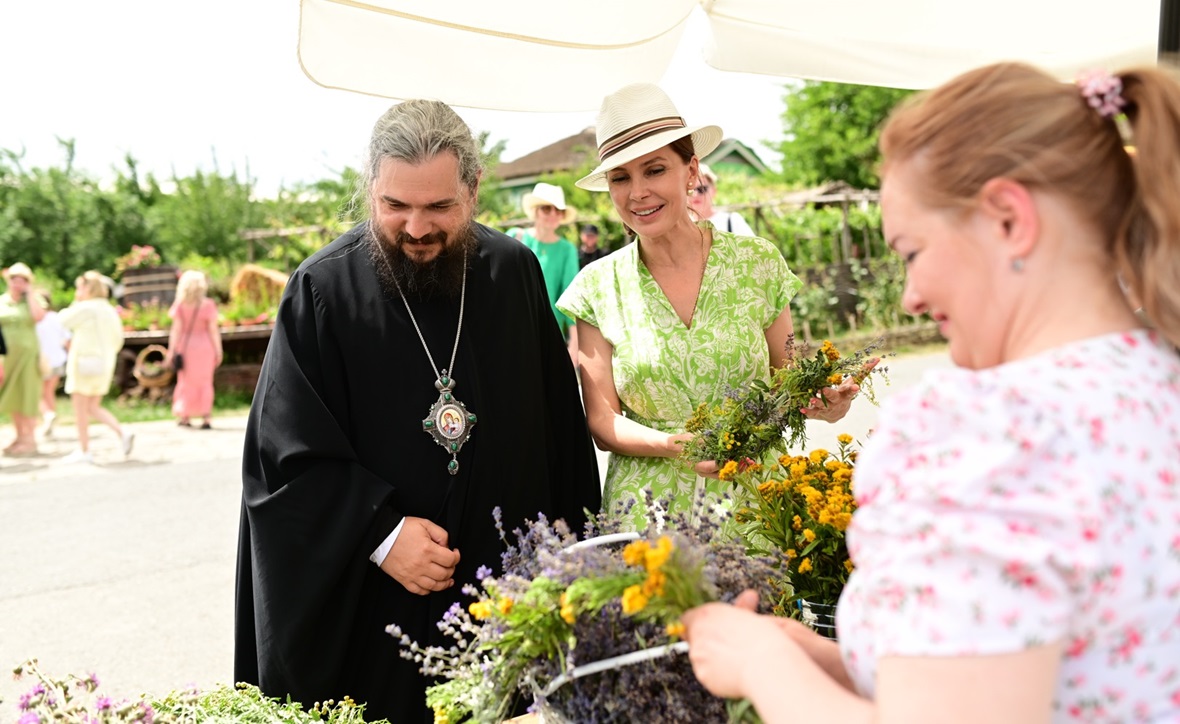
<box><xmin>234</xmin><ymin>99</ymin><xmax>602</xmax><ymax>723</ymax></box>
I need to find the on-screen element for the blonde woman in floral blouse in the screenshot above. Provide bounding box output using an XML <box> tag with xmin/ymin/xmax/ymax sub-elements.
<box><xmin>684</xmin><ymin>63</ymin><xmax>1180</xmax><ymax>723</ymax></box>
<box><xmin>558</xmin><ymin>84</ymin><xmax>861</xmax><ymax>529</ymax></box>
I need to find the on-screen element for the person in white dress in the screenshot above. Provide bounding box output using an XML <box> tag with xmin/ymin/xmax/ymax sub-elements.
<box><xmin>34</xmin><ymin>297</ymin><xmax>70</xmax><ymax>437</ymax></box>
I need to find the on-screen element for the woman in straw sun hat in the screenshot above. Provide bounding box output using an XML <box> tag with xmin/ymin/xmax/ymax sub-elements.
<box><xmin>557</xmin><ymin>83</ymin><xmax>863</xmax><ymax>529</ymax></box>
<box><xmin>517</xmin><ymin>181</ymin><xmax>581</xmax><ymax>366</ymax></box>
<box><xmin>0</xmin><ymin>262</ymin><xmax>46</xmax><ymax>456</ymax></box>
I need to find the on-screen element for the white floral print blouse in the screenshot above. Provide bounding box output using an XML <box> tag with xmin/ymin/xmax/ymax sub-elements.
<box><xmin>839</xmin><ymin>330</ymin><xmax>1180</xmax><ymax>721</ymax></box>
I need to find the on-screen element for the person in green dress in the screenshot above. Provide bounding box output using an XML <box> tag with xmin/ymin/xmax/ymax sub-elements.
<box><xmin>0</xmin><ymin>262</ymin><xmax>46</xmax><ymax>456</ymax></box>
<box><xmin>517</xmin><ymin>182</ymin><xmax>582</xmax><ymax>368</ymax></box>
<box><xmin>558</xmin><ymin>84</ymin><xmax>864</xmax><ymax>529</ymax></box>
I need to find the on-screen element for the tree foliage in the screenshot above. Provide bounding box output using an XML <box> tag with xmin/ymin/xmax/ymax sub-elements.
<box><xmin>777</xmin><ymin>81</ymin><xmax>914</xmax><ymax>189</ymax></box>
<box><xmin>0</xmin><ymin>130</ymin><xmax>516</xmax><ymax>297</ymax></box>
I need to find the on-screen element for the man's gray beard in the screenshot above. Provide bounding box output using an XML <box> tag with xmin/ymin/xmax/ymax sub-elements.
<box><xmin>368</xmin><ymin>221</ymin><xmax>478</xmax><ymax>301</ymax></box>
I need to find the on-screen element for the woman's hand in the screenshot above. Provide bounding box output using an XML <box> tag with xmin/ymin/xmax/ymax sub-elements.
<box><xmin>682</xmin><ymin>595</ymin><xmax>798</xmax><ymax>700</ymax></box>
<box><xmin>801</xmin><ymin>357</ymin><xmax>879</xmax><ymax>423</ymax></box>
<box><xmin>693</xmin><ymin>460</ymin><xmax>721</xmax><ymax>479</ymax></box>
<box><xmin>668</xmin><ymin>432</ymin><xmax>721</xmax><ymax>478</ymax></box>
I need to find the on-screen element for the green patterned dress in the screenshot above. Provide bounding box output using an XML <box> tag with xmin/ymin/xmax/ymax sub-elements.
<box><xmin>558</xmin><ymin>223</ymin><xmax>801</xmax><ymax>529</ymax></box>
<box><xmin>0</xmin><ymin>293</ymin><xmax>43</xmax><ymax>417</ymax></box>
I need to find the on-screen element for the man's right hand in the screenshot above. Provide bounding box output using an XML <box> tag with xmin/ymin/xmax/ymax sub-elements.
<box><xmin>379</xmin><ymin>516</ymin><xmax>461</xmax><ymax>595</ymax></box>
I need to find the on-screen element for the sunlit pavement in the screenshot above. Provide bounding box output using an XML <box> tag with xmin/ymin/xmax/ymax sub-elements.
<box><xmin>0</xmin><ymin>347</ymin><xmax>951</xmax><ymax>713</ymax></box>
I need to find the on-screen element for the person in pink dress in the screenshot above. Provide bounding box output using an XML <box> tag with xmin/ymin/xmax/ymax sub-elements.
<box><xmin>683</xmin><ymin>62</ymin><xmax>1180</xmax><ymax>722</ymax></box>
<box><xmin>167</xmin><ymin>270</ymin><xmax>222</xmax><ymax>429</ymax></box>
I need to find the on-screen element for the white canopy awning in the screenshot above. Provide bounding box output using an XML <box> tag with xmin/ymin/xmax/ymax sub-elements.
<box><xmin>297</xmin><ymin>0</ymin><xmax>1162</xmax><ymax>111</ymax></box>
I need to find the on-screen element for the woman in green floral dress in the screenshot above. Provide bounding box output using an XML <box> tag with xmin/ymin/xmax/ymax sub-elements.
<box><xmin>558</xmin><ymin>84</ymin><xmax>861</xmax><ymax>529</ymax></box>
<box><xmin>0</xmin><ymin>263</ymin><xmax>46</xmax><ymax>456</ymax></box>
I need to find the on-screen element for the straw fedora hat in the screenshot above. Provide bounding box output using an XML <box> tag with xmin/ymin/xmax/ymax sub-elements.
<box><xmin>576</xmin><ymin>83</ymin><xmax>723</xmax><ymax>192</ymax></box>
<box><xmin>3</xmin><ymin>262</ymin><xmax>34</xmax><ymax>281</ymax></box>
<box><xmin>521</xmin><ymin>182</ymin><xmax>579</xmax><ymax>225</ymax></box>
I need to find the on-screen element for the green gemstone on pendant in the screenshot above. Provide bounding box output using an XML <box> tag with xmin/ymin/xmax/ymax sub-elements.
<box><xmin>448</xmin><ymin>460</ymin><xmax>458</xmax><ymax>472</ymax></box>
<box><xmin>450</xmin><ymin>442</ymin><xmax>458</xmax><ymax>451</ymax></box>
<box><xmin>468</xmin><ymin>414</ymin><xmax>477</xmax><ymax>422</ymax></box>
<box><xmin>423</xmin><ymin>420</ymin><xmax>433</xmax><ymax>428</ymax></box>
<box><xmin>441</xmin><ymin>376</ymin><xmax>450</xmax><ymax>386</ymax></box>
<box><xmin>444</xmin><ymin>393</ymin><xmax>452</xmax><ymax>401</ymax></box>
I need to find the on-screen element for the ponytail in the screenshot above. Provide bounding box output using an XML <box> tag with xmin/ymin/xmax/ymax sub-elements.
<box><xmin>1113</xmin><ymin>68</ymin><xmax>1180</xmax><ymax>347</ymax></box>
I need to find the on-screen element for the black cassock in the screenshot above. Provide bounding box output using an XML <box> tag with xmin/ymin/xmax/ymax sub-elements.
<box><xmin>235</xmin><ymin>223</ymin><xmax>601</xmax><ymax>723</ymax></box>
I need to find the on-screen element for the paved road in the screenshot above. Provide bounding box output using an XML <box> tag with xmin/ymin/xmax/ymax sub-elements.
<box><xmin>0</xmin><ymin>348</ymin><xmax>951</xmax><ymax>718</ymax></box>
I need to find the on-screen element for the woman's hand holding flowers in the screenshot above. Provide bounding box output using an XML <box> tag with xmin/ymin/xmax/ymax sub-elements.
<box><xmin>800</xmin><ymin>357</ymin><xmax>880</xmax><ymax>422</ymax></box>
<box><xmin>669</xmin><ymin>432</ymin><xmax>722</xmax><ymax>479</ymax></box>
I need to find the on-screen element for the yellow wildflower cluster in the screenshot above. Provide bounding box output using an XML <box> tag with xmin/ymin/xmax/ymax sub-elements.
<box><xmin>620</xmin><ymin>536</ymin><xmax>675</xmax><ymax>615</ymax></box>
<box><xmin>468</xmin><ymin>596</ymin><xmax>516</xmax><ymax>621</ymax></box>
<box><xmin>820</xmin><ymin>339</ymin><xmax>840</xmax><ymax>362</ymax></box>
<box><xmin>559</xmin><ymin>592</ymin><xmax>576</xmax><ymax>624</ymax></box>
<box><xmin>468</xmin><ymin>600</ymin><xmax>494</xmax><ymax>620</ymax></box>
<box><xmin>731</xmin><ymin>437</ymin><xmax>860</xmax><ymax>609</ymax></box>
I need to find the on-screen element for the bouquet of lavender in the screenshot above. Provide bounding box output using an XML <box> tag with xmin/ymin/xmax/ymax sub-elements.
<box><xmin>387</xmin><ymin>495</ymin><xmax>781</xmax><ymax>723</ymax></box>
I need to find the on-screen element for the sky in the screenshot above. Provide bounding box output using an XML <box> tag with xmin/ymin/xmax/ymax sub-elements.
<box><xmin>0</xmin><ymin>1</ymin><xmax>792</xmax><ymax>197</ymax></box>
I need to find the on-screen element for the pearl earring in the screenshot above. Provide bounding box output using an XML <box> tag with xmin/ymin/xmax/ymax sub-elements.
<box><xmin>1011</xmin><ymin>258</ymin><xmax>1025</xmax><ymax>272</ymax></box>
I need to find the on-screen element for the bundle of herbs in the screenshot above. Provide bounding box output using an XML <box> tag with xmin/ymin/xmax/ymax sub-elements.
<box><xmin>682</xmin><ymin>336</ymin><xmax>885</xmax><ymax>467</ymax></box>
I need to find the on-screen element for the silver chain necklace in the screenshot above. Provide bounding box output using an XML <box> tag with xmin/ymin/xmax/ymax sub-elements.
<box><xmin>391</xmin><ymin>250</ymin><xmax>476</xmax><ymax>475</ymax></box>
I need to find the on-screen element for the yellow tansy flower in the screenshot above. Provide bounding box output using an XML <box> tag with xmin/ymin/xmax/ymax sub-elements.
<box><xmin>645</xmin><ymin>535</ymin><xmax>674</xmax><ymax>571</ymax></box>
<box><xmin>621</xmin><ymin>585</ymin><xmax>649</xmax><ymax>615</ymax></box>
<box><xmin>798</xmin><ymin>557</ymin><xmax>813</xmax><ymax>574</ymax></box>
<box><xmin>468</xmin><ymin>600</ymin><xmax>494</xmax><ymax>620</ymax></box>
<box><xmin>497</xmin><ymin>597</ymin><xmax>514</xmax><ymax>615</ymax></box>
<box><xmin>718</xmin><ymin>460</ymin><xmax>739</xmax><ymax>481</ymax></box>
<box><xmin>622</xmin><ymin>539</ymin><xmax>650</xmax><ymax>567</ymax></box>
<box><xmin>837</xmin><ymin>433</ymin><xmax>854</xmax><ymax>445</ymax></box>
<box><xmin>802</xmin><ymin>528</ymin><xmax>816</xmax><ymax>543</ymax></box>
<box><xmin>642</xmin><ymin>569</ymin><xmax>667</xmax><ymax>597</ymax></box>
<box><xmin>666</xmin><ymin>621</ymin><xmax>686</xmax><ymax>639</ymax></box>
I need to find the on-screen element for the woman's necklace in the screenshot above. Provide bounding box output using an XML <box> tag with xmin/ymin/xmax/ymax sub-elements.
<box><xmin>391</xmin><ymin>250</ymin><xmax>477</xmax><ymax>476</ymax></box>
